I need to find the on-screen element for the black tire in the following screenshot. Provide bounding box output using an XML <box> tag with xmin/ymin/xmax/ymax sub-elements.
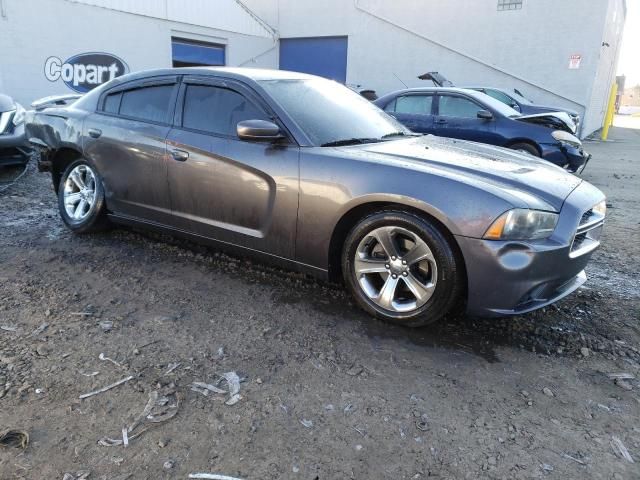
<box><xmin>509</xmin><ymin>142</ymin><xmax>539</xmax><ymax>157</ymax></box>
<box><xmin>57</xmin><ymin>158</ymin><xmax>110</xmax><ymax>234</ymax></box>
<box><xmin>342</xmin><ymin>210</ymin><xmax>463</xmax><ymax>327</ymax></box>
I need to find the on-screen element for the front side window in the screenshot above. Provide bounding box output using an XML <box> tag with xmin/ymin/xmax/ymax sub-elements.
<box><xmin>392</xmin><ymin>95</ymin><xmax>433</xmax><ymax>115</ymax></box>
<box><xmin>438</xmin><ymin>95</ymin><xmax>482</xmax><ymax>118</ymax></box>
<box><xmin>119</xmin><ymin>85</ymin><xmax>174</xmax><ymax>123</ymax></box>
<box><xmin>182</xmin><ymin>85</ymin><xmax>269</xmax><ymax>137</ymax></box>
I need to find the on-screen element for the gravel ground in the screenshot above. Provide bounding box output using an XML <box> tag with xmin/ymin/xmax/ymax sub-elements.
<box><xmin>0</xmin><ymin>121</ymin><xmax>639</xmax><ymax>479</ymax></box>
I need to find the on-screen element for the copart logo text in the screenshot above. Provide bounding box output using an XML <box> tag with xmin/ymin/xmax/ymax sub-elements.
<box><xmin>44</xmin><ymin>53</ymin><xmax>129</xmax><ymax>93</ymax></box>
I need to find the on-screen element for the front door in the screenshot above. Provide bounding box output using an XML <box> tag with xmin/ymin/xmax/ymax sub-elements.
<box><xmin>165</xmin><ymin>77</ymin><xmax>299</xmax><ymax>258</ymax></box>
<box><xmin>434</xmin><ymin>93</ymin><xmax>498</xmax><ymax>145</ymax></box>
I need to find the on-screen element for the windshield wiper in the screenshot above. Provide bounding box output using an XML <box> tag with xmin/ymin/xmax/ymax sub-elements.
<box><xmin>380</xmin><ymin>131</ymin><xmax>420</xmax><ymax>139</ymax></box>
<box><xmin>320</xmin><ymin>137</ymin><xmax>381</xmax><ymax>147</ymax></box>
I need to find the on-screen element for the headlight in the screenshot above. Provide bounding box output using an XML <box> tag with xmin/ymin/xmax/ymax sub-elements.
<box><xmin>592</xmin><ymin>199</ymin><xmax>606</xmax><ymax>218</ymax></box>
<box><xmin>484</xmin><ymin>209</ymin><xmax>559</xmax><ymax>240</ymax></box>
<box><xmin>12</xmin><ymin>103</ymin><xmax>26</xmax><ymax>126</ymax></box>
<box><xmin>552</xmin><ymin>130</ymin><xmax>581</xmax><ymax>149</ymax></box>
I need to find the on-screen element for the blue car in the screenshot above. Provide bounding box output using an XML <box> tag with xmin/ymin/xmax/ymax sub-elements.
<box><xmin>374</xmin><ymin>87</ymin><xmax>589</xmax><ymax>172</ymax></box>
<box><xmin>465</xmin><ymin>86</ymin><xmax>580</xmax><ymax>130</ymax></box>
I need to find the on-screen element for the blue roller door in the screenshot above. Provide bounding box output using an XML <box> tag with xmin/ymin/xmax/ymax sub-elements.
<box><xmin>279</xmin><ymin>36</ymin><xmax>348</xmax><ymax>83</ymax></box>
<box><xmin>172</xmin><ymin>38</ymin><xmax>225</xmax><ymax>67</ymax></box>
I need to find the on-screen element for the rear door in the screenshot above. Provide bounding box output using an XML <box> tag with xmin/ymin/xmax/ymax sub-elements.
<box><xmin>433</xmin><ymin>93</ymin><xmax>499</xmax><ymax>145</ymax></box>
<box><xmin>383</xmin><ymin>93</ymin><xmax>435</xmax><ymax>133</ymax></box>
<box><xmin>164</xmin><ymin>76</ymin><xmax>300</xmax><ymax>258</ymax></box>
<box><xmin>84</xmin><ymin>77</ymin><xmax>179</xmax><ymax>224</ymax></box>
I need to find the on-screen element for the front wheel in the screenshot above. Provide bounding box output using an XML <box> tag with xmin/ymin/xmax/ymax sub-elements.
<box><xmin>58</xmin><ymin>159</ymin><xmax>110</xmax><ymax>233</ymax></box>
<box><xmin>342</xmin><ymin>210</ymin><xmax>463</xmax><ymax>327</ymax></box>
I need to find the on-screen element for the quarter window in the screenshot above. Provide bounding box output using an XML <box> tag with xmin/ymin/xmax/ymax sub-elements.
<box><xmin>389</xmin><ymin>95</ymin><xmax>433</xmax><ymax>115</ymax></box>
<box><xmin>182</xmin><ymin>85</ymin><xmax>268</xmax><ymax>136</ymax></box>
<box><xmin>119</xmin><ymin>85</ymin><xmax>174</xmax><ymax>123</ymax></box>
<box><xmin>103</xmin><ymin>92</ymin><xmax>122</xmax><ymax>114</ymax></box>
<box><xmin>438</xmin><ymin>96</ymin><xmax>481</xmax><ymax>118</ymax></box>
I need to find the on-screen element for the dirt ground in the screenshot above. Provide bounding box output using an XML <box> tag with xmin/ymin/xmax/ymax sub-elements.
<box><xmin>0</xmin><ymin>119</ymin><xmax>639</xmax><ymax>480</ymax></box>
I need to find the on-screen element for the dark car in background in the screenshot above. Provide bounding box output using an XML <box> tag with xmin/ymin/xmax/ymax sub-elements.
<box><xmin>0</xmin><ymin>94</ymin><xmax>31</xmax><ymax>166</ymax></box>
<box><xmin>375</xmin><ymin>87</ymin><xmax>589</xmax><ymax>172</ymax></box>
<box><xmin>26</xmin><ymin>68</ymin><xmax>605</xmax><ymax>326</ymax></box>
<box><xmin>466</xmin><ymin>86</ymin><xmax>581</xmax><ymax>130</ymax></box>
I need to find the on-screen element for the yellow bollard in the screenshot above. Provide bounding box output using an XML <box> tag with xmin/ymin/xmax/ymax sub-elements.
<box><xmin>601</xmin><ymin>82</ymin><xmax>618</xmax><ymax>141</ymax></box>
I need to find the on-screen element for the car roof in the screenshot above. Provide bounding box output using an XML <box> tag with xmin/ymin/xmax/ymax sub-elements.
<box><xmin>112</xmin><ymin>67</ymin><xmax>317</xmax><ymax>84</ymax></box>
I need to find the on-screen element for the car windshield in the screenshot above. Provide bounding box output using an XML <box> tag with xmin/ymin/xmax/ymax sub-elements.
<box><xmin>509</xmin><ymin>89</ymin><xmax>534</xmax><ymax>105</ymax></box>
<box><xmin>259</xmin><ymin>78</ymin><xmax>412</xmax><ymax>146</ymax></box>
<box><xmin>465</xmin><ymin>90</ymin><xmax>522</xmax><ymax>118</ymax></box>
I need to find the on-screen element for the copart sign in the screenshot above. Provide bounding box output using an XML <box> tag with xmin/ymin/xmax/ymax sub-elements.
<box><xmin>44</xmin><ymin>53</ymin><xmax>129</xmax><ymax>93</ymax></box>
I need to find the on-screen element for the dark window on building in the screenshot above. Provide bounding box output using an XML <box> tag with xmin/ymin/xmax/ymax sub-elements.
<box><xmin>182</xmin><ymin>85</ymin><xmax>268</xmax><ymax>136</ymax></box>
<box><xmin>497</xmin><ymin>0</ymin><xmax>523</xmax><ymax>10</ymax></box>
<box><xmin>388</xmin><ymin>95</ymin><xmax>433</xmax><ymax>115</ymax></box>
<box><xmin>438</xmin><ymin>96</ymin><xmax>481</xmax><ymax>118</ymax></box>
<box><xmin>103</xmin><ymin>92</ymin><xmax>122</xmax><ymax>114</ymax></box>
<box><xmin>119</xmin><ymin>85</ymin><xmax>174</xmax><ymax>123</ymax></box>
<box><xmin>172</xmin><ymin>38</ymin><xmax>225</xmax><ymax>67</ymax></box>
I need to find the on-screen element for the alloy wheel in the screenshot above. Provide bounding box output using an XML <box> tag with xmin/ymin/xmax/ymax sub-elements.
<box><xmin>63</xmin><ymin>164</ymin><xmax>97</xmax><ymax>221</ymax></box>
<box><xmin>354</xmin><ymin>226</ymin><xmax>438</xmax><ymax>313</ymax></box>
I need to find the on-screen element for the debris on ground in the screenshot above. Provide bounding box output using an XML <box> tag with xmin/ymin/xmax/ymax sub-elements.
<box><xmin>607</xmin><ymin>373</ymin><xmax>635</xmax><ymax>380</ymax></box>
<box><xmin>165</xmin><ymin>362</ymin><xmax>180</xmax><ymax>375</ymax></box>
<box><xmin>98</xmin><ymin>388</ymin><xmax>180</xmax><ymax>447</ymax></box>
<box><xmin>78</xmin><ymin>375</ymin><xmax>135</xmax><ymax>400</ymax></box>
<box><xmin>29</xmin><ymin>322</ymin><xmax>49</xmax><ymax>337</ymax></box>
<box><xmin>62</xmin><ymin>471</ymin><xmax>90</xmax><ymax>480</ymax></box>
<box><xmin>190</xmin><ymin>371</ymin><xmax>243</xmax><ymax>405</ymax></box>
<box><xmin>188</xmin><ymin>474</ymin><xmax>245</xmax><ymax>480</ymax></box>
<box><xmin>300</xmin><ymin>419</ymin><xmax>313</xmax><ymax>428</ymax></box>
<box><xmin>0</xmin><ymin>429</ymin><xmax>29</xmax><ymax>449</ymax></box>
<box><xmin>610</xmin><ymin>436</ymin><xmax>634</xmax><ymax>463</ymax></box>
<box><xmin>542</xmin><ymin>387</ymin><xmax>554</xmax><ymax>397</ymax></box>
<box><xmin>99</xmin><ymin>352</ymin><xmax>125</xmax><ymax>369</ymax></box>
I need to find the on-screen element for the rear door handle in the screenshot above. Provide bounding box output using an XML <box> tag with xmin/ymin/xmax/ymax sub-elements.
<box><xmin>88</xmin><ymin>128</ymin><xmax>102</xmax><ymax>138</ymax></box>
<box><xmin>170</xmin><ymin>149</ymin><xmax>189</xmax><ymax>162</ymax></box>
<box><xmin>435</xmin><ymin>118</ymin><xmax>447</xmax><ymax>124</ymax></box>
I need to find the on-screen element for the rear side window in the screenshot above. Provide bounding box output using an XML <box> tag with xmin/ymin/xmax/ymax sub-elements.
<box><xmin>103</xmin><ymin>92</ymin><xmax>122</xmax><ymax>114</ymax></box>
<box><xmin>438</xmin><ymin>95</ymin><xmax>481</xmax><ymax>118</ymax></box>
<box><xmin>182</xmin><ymin>85</ymin><xmax>268</xmax><ymax>136</ymax></box>
<box><xmin>119</xmin><ymin>85</ymin><xmax>174</xmax><ymax>123</ymax></box>
<box><xmin>389</xmin><ymin>95</ymin><xmax>433</xmax><ymax>115</ymax></box>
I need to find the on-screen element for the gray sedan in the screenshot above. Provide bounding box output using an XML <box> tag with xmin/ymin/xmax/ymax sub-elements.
<box><xmin>26</xmin><ymin>68</ymin><xmax>606</xmax><ymax>326</ymax></box>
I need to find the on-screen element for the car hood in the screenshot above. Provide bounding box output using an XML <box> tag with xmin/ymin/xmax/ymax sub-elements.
<box><xmin>347</xmin><ymin>135</ymin><xmax>582</xmax><ymax>212</ymax></box>
<box><xmin>516</xmin><ymin>111</ymin><xmax>577</xmax><ymax>134</ymax></box>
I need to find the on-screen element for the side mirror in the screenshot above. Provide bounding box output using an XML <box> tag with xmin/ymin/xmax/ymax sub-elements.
<box><xmin>237</xmin><ymin>120</ymin><xmax>283</xmax><ymax>142</ymax></box>
<box><xmin>511</xmin><ymin>103</ymin><xmax>521</xmax><ymax>112</ymax></box>
<box><xmin>477</xmin><ymin>110</ymin><xmax>493</xmax><ymax>120</ymax></box>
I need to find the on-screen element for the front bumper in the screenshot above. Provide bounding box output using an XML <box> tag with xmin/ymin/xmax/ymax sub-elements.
<box><xmin>540</xmin><ymin>143</ymin><xmax>590</xmax><ymax>173</ymax></box>
<box><xmin>0</xmin><ymin>124</ymin><xmax>32</xmax><ymax>166</ymax></box>
<box><xmin>457</xmin><ymin>180</ymin><xmax>605</xmax><ymax>317</ymax></box>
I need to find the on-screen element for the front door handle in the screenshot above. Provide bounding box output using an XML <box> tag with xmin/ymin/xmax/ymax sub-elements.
<box><xmin>88</xmin><ymin>128</ymin><xmax>102</xmax><ymax>138</ymax></box>
<box><xmin>170</xmin><ymin>149</ymin><xmax>189</xmax><ymax>162</ymax></box>
<box><xmin>435</xmin><ymin>118</ymin><xmax>447</xmax><ymax>125</ymax></box>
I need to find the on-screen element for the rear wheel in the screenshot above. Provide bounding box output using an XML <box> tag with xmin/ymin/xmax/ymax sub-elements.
<box><xmin>57</xmin><ymin>159</ymin><xmax>110</xmax><ymax>233</ymax></box>
<box><xmin>342</xmin><ymin>210</ymin><xmax>463</xmax><ymax>327</ymax></box>
<box><xmin>509</xmin><ymin>142</ymin><xmax>539</xmax><ymax>156</ymax></box>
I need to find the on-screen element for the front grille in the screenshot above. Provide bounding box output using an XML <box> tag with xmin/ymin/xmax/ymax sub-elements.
<box><xmin>570</xmin><ymin>206</ymin><xmax>604</xmax><ymax>257</ymax></box>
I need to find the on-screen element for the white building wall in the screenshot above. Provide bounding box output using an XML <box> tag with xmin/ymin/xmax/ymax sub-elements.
<box><xmin>245</xmin><ymin>0</ymin><xmax>625</xmax><ymax>138</ymax></box>
<box><xmin>0</xmin><ymin>0</ymin><xmax>277</xmax><ymax>106</ymax></box>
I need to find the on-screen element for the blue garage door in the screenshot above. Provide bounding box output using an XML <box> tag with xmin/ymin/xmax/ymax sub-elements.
<box><xmin>172</xmin><ymin>37</ymin><xmax>225</xmax><ymax>67</ymax></box>
<box><xmin>279</xmin><ymin>36</ymin><xmax>348</xmax><ymax>83</ymax></box>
